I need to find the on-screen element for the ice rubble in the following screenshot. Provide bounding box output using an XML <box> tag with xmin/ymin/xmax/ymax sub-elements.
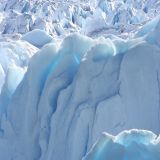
<box><xmin>0</xmin><ymin>16</ymin><xmax>160</xmax><ymax>160</ymax></box>
<box><xmin>0</xmin><ymin>0</ymin><xmax>160</xmax><ymax>38</ymax></box>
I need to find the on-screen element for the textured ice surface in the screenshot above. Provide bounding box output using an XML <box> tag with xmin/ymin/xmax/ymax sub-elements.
<box><xmin>0</xmin><ymin>0</ymin><xmax>160</xmax><ymax>38</ymax></box>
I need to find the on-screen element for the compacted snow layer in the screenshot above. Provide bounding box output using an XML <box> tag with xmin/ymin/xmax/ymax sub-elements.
<box><xmin>0</xmin><ymin>17</ymin><xmax>160</xmax><ymax>160</ymax></box>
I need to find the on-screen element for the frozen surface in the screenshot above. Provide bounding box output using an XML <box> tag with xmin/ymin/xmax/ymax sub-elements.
<box><xmin>0</xmin><ymin>16</ymin><xmax>159</xmax><ymax>160</ymax></box>
<box><xmin>0</xmin><ymin>40</ymin><xmax>38</xmax><ymax>117</ymax></box>
<box><xmin>22</xmin><ymin>29</ymin><xmax>53</xmax><ymax>48</ymax></box>
<box><xmin>84</xmin><ymin>129</ymin><xmax>160</xmax><ymax>160</ymax></box>
<box><xmin>0</xmin><ymin>0</ymin><xmax>160</xmax><ymax>38</ymax></box>
<box><xmin>135</xmin><ymin>15</ymin><xmax>160</xmax><ymax>37</ymax></box>
<box><xmin>0</xmin><ymin>2</ymin><xmax>160</xmax><ymax>160</ymax></box>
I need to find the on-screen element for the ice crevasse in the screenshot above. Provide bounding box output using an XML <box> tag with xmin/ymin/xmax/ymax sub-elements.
<box><xmin>1</xmin><ymin>18</ymin><xmax>160</xmax><ymax>160</ymax></box>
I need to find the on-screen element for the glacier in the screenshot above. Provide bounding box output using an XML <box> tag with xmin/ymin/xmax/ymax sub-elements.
<box><xmin>0</xmin><ymin>14</ymin><xmax>160</xmax><ymax>160</ymax></box>
<box><xmin>0</xmin><ymin>0</ymin><xmax>160</xmax><ymax>159</ymax></box>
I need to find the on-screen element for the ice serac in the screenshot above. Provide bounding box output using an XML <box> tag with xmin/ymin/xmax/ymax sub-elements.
<box><xmin>0</xmin><ymin>40</ymin><xmax>38</xmax><ymax>117</ymax></box>
<box><xmin>0</xmin><ymin>0</ymin><xmax>160</xmax><ymax>38</ymax></box>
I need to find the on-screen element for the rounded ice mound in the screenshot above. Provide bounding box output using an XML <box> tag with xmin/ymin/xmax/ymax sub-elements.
<box><xmin>21</xmin><ymin>29</ymin><xmax>53</xmax><ymax>48</ymax></box>
<box><xmin>82</xmin><ymin>8</ymin><xmax>107</xmax><ymax>36</ymax></box>
<box><xmin>91</xmin><ymin>40</ymin><xmax>116</xmax><ymax>61</ymax></box>
<box><xmin>116</xmin><ymin>129</ymin><xmax>157</xmax><ymax>146</ymax></box>
<box><xmin>84</xmin><ymin>129</ymin><xmax>160</xmax><ymax>160</ymax></box>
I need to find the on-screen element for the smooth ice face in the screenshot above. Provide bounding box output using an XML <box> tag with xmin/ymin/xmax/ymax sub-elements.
<box><xmin>0</xmin><ymin>64</ymin><xmax>5</xmax><ymax>93</ymax></box>
<box><xmin>21</xmin><ymin>29</ymin><xmax>53</xmax><ymax>48</ymax></box>
<box><xmin>135</xmin><ymin>15</ymin><xmax>160</xmax><ymax>38</ymax></box>
<box><xmin>83</xmin><ymin>129</ymin><xmax>160</xmax><ymax>160</ymax></box>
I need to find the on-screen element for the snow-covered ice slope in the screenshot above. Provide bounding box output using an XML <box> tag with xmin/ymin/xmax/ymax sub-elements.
<box><xmin>0</xmin><ymin>16</ymin><xmax>160</xmax><ymax>160</ymax></box>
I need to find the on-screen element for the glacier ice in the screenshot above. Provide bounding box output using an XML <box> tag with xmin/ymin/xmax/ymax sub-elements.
<box><xmin>0</xmin><ymin>0</ymin><xmax>160</xmax><ymax>38</ymax></box>
<box><xmin>0</xmin><ymin>64</ymin><xmax>5</xmax><ymax>93</ymax></box>
<box><xmin>21</xmin><ymin>29</ymin><xmax>53</xmax><ymax>48</ymax></box>
<box><xmin>0</xmin><ymin>40</ymin><xmax>38</xmax><ymax>120</ymax></box>
<box><xmin>0</xmin><ymin>17</ymin><xmax>160</xmax><ymax>159</ymax></box>
<box><xmin>0</xmin><ymin>4</ymin><xmax>160</xmax><ymax>160</ymax></box>
<box><xmin>83</xmin><ymin>129</ymin><xmax>160</xmax><ymax>160</ymax></box>
<box><xmin>81</xmin><ymin>8</ymin><xmax>107</xmax><ymax>36</ymax></box>
<box><xmin>135</xmin><ymin>15</ymin><xmax>160</xmax><ymax>38</ymax></box>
